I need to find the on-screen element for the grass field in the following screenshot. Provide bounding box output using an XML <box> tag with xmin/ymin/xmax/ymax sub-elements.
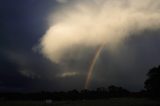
<box><xmin>0</xmin><ymin>98</ymin><xmax>160</xmax><ymax>106</ymax></box>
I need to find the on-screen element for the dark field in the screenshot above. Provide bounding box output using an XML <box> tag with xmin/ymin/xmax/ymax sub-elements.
<box><xmin>0</xmin><ymin>98</ymin><xmax>160</xmax><ymax>106</ymax></box>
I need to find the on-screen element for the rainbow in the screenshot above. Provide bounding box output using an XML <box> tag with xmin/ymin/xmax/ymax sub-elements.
<box><xmin>84</xmin><ymin>45</ymin><xmax>104</xmax><ymax>89</ymax></box>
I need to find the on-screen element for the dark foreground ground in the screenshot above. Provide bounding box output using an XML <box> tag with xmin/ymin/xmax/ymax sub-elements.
<box><xmin>0</xmin><ymin>98</ymin><xmax>160</xmax><ymax>106</ymax></box>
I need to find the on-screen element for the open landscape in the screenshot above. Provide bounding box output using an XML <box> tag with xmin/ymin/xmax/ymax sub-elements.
<box><xmin>1</xmin><ymin>98</ymin><xmax>160</xmax><ymax>106</ymax></box>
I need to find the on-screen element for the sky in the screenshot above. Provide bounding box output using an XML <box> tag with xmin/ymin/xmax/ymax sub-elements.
<box><xmin>1</xmin><ymin>0</ymin><xmax>160</xmax><ymax>92</ymax></box>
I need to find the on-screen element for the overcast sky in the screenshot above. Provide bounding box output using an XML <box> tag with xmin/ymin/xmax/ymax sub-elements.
<box><xmin>1</xmin><ymin>0</ymin><xmax>160</xmax><ymax>92</ymax></box>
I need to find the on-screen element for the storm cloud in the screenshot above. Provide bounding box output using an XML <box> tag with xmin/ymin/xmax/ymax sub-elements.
<box><xmin>40</xmin><ymin>0</ymin><xmax>160</xmax><ymax>63</ymax></box>
<box><xmin>39</xmin><ymin>0</ymin><xmax>160</xmax><ymax>90</ymax></box>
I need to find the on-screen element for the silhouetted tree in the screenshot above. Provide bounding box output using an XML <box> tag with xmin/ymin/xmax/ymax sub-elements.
<box><xmin>145</xmin><ymin>65</ymin><xmax>160</xmax><ymax>97</ymax></box>
<box><xmin>108</xmin><ymin>85</ymin><xmax>129</xmax><ymax>97</ymax></box>
<box><xmin>68</xmin><ymin>89</ymin><xmax>79</xmax><ymax>100</ymax></box>
<box><xmin>96</xmin><ymin>87</ymin><xmax>109</xmax><ymax>99</ymax></box>
<box><xmin>80</xmin><ymin>89</ymin><xmax>91</xmax><ymax>99</ymax></box>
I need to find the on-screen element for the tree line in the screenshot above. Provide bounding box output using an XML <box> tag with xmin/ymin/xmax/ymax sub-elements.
<box><xmin>0</xmin><ymin>85</ymin><xmax>130</xmax><ymax>101</ymax></box>
<box><xmin>0</xmin><ymin>65</ymin><xmax>160</xmax><ymax>101</ymax></box>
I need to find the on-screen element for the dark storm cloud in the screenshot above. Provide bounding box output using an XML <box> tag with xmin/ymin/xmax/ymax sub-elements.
<box><xmin>0</xmin><ymin>0</ymin><xmax>62</xmax><ymax>92</ymax></box>
<box><xmin>0</xmin><ymin>0</ymin><xmax>56</xmax><ymax>50</ymax></box>
<box><xmin>0</xmin><ymin>50</ymin><xmax>62</xmax><ymax>92</ymax></box>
